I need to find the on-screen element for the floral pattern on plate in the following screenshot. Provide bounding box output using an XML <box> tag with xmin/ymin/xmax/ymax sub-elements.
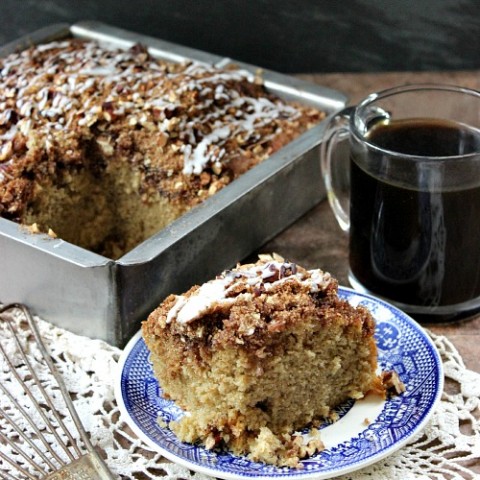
<box><xmin>115</xmin><ymin>287</ymin><xmax>443</xmax><ymax>480</ymax></box>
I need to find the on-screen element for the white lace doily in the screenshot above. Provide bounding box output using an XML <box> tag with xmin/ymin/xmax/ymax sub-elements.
<box><xmin>0</xmin><ymin>308</ymin><xmax>479</xmax><ymax>480</ymax></box>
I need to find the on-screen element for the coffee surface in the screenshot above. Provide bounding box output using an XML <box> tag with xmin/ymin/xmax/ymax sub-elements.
<box><xmin>350</xmin><ymin>118</ymin><xmax>480</xmax><ymax>308</ymax></box>
<box><xmin>365</xmin><ymin>117</ymin><xmax>480</xmax><ymax>157</ymax></box>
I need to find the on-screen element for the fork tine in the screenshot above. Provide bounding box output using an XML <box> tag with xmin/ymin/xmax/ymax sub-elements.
<box><xmin>0</xmin><ymin>403</ymin><xmax>57</xmax><ymax>471</ymax></box>
<box><xmin>0</xmin><ymin>380</ymin><xmax>64</xmax><ymax>466</ymax></box>
<box><xmin>0</xmin><ymin>465</ymin><xmax>33</xmax><ymax>480</ymax></box>
<box><xmin>0</xmin><ymin>431</ymin><xmax>46</xmax><ymax>478</ymax></box>
<box><xmin>7</xmin><ymin>304</ymin><xmax>94</xmax><ymax>455</ymax></box>
<box><xmin>1</xmin><ymin>471</ymin><xmax>22</xmax><ymax>480</ymax></box>
<box><xmin>0</xmin><ymin>303</ymin><xmax>116</xmax><ymax>479</ymax></box>
<box><xmin>1</xmin><ymin>319</ymin><xmax>79</xmax><ymax>461</ymax></box>
<box><xmin>0</xmin><ymin>340</ymin><xmax>74</xmax><ymax>466</ymax></box>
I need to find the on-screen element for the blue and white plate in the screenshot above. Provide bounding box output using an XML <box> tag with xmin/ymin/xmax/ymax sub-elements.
<box><xmin>115</xmin><ymin>287</ymin><xmax>444</xmax><ymax>480</ymax></box>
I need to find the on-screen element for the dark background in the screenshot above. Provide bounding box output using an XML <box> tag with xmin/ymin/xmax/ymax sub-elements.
<box><xmin>1</xmin><ymin>0</ymin><xmax>479</xmax><ymax>73</ymax></box>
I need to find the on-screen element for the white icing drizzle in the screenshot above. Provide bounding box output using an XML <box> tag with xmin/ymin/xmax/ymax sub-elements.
<box><xmin>166</xmin><ymin>261</ymin><xmax>332</xmax><ymax>325</ymax></box>
<box><xmin>182</xmin><ymin>125</ymin><xmax>230</xmax><ymax>174</ymax></box>
<box><xmin>0</xmin><ymin>39</ymin><xmax>305</xmax><ymax>183</ymax></box>
<box><xmin>166</xmin><ymin>296</ymin><xmax>187</xmax><ymax>324</ymax></box>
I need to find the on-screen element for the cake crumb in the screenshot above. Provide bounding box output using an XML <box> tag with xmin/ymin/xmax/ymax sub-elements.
<box><xmin>381</xmin><ymin>370</ymin><xmax>406</xmax><ymax>396</ymax></box>
<box><xmin>26</xmin><ymin>223</ymin><xmax>40</xmax><ymax>234</ymax></box>
<box><xmin>157</xmin><ymin>416</ymin><xmax>168</xmax><ymax>429</ymax></box>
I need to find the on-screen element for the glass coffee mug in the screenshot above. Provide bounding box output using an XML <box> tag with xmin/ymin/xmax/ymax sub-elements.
<box><xmin>321</xmin><ymin>84</ymin><xmax>480</xmax><ymax>321</ymax></box>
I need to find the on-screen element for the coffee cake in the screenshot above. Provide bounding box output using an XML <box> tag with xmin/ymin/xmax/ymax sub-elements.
<box><xmin>0</xmin><ymin>40</ymin><xmax>323</xmax><ymax>258</ymax></box>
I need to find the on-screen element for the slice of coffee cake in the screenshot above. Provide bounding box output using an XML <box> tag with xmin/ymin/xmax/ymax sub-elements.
<box><xmin>142</xmin><ymin>254</ymin><xmax>382</xmax><ymax>466</ymax></box>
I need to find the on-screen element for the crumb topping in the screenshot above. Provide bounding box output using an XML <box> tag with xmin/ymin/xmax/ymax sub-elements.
<box><xmin>166</xmin><ymin>254</ymin><xmax>333</xmax><ymax>325</ymax></box>
<box><xmin>0</xmin><ymin>39</ymin><xmax>323</xmax><ymax>219</ymax></box>
<box><xmin>143</xmin><ymin>254</ymin><xmax>378</xmax><ymax>357</ymax></box>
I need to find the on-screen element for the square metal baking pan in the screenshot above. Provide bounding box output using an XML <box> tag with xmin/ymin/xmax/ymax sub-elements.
<box><xmin>0</xmin><ymin>21</ymin><xmax>347</xmax><ymax>347</ymax></box>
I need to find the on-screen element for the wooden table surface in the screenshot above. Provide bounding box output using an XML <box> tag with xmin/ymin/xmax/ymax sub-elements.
<box><xmin>260</xmin><ymin>70</ymin><xmax>480</xmax><ymax>375</ymax></box>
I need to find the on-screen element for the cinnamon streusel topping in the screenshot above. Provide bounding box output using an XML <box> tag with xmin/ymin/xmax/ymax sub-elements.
<box><xmin>0</xmin><ymin>39</ymin><xmax>323</xmax><ymax>226</ymax></box>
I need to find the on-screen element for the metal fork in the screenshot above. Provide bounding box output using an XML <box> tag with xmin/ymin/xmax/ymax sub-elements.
<box><xmin>0</xmin><ymin>303</ymin><xmax>116</xmax><ymax>479</ymax></box>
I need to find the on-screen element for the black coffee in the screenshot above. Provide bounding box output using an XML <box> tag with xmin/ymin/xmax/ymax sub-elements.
<box><xmin>350</xmin><ymin>118</ymin><xmax>480</xmax><ymax>308</ymax></box>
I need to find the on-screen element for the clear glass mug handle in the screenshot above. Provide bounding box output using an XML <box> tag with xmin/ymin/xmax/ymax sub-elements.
<box><xmin>320</xmin><ymin>107</ymin><xmax>355</xmax><ymax>232</ymax></box>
